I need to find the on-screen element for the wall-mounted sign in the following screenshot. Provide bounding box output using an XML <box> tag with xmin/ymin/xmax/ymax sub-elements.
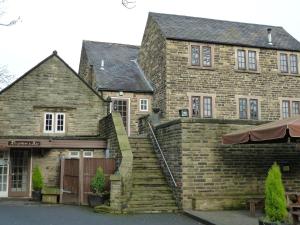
<box><xmin>8</xmin><ymin>140</ymin><xmax>41</xmax><ymax>147</ymax></box>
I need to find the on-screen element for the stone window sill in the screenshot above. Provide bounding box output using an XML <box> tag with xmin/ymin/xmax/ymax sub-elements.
<box><xmin>234</xmin><ymin>69</ymin><xmax>260</xmax><ymax>74</ymax></box>
<box><xmin>187</xmin><ymin>66</ymin><xmax>215</xmax><ymax>71</ymax></box>
<box><xmin>278</xmin><ymin>73</ymin><xmax>300</xmax><ymax>77</ymax></box>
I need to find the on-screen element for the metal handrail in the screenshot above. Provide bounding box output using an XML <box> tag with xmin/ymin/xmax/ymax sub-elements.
<box><xmin>147</xmin><ymin>121</ymin><xmax>177</xmax><ymax>187</ymax></box>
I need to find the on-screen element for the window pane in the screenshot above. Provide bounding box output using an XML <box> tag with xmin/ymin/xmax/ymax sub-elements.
<box><xmin>280</xmin><ymin>53</ymin><xmax>288</xmax><ymax>73</ymax></box>
<box><xmin>250</xmin><ymin>99</ymin><xmax>258</xmax><ymax>120</ymax></box>
<box><xmin>292</xmin><ymin>101</ymin><xmax>300</xmax><ymax>116</ymax></box>
<box><xmin>202</xmin><ymin>46</ymin><xmax>212</xmax><ymax>67</ymax></box>
<box><xmin>56</xmin><ymin>114</ymin><xmax>64</xmax><ymax>132</ymax></box>
<box><xmin>248</xmin><ymin>51</ymin><xmax>257</xmax><ymax>71</ymax></box>
<box><xmin>191</xmin><ymin>46</ymin><xmax>200</xmax><ymax>66</ymax></box>
<box><xmin>237</xmin><ymin>50</ymin><xmax>246</xmax><ymax>69</ymax></box>
<box><xmin>140</xmin><ymin>99</ymin><xmax>148</xmax><ymax>111</ymax></box>
<box><xmin>239</xmin><ymin>98</ymin><xmax>247</xmax><ymax>119</ymax></box>
<box><xmin>282</xmin><ymin>100</ymin><xmax>290</xmax><ymax>118</ymax></box>
<box><xmin>45</xmin><ymin>113</ymin><xmax>53</xmax><ymax>131</ymax></box>
<box><xmin>191</xmin><ymin>96</ymin><xmax>200</xmax><ymax>117</ymax></box>
<box><xmin>290</xmin><ymin>55</ymin><xmax>298</xmax><ymax>74</ymax></box>
<box><xmin>203</xmin><ymin>97</ymin><xmax>212</xmax><ymax>118</ymax></box>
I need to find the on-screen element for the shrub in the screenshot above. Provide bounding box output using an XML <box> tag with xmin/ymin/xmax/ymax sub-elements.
<box><xmin>264</xmin><ymin>162</ymin><xmax>288</xmax><ymax>222</ymax></box>
<box><xmin>90</xmin><ymin>167</ymin><xmax>105</xmax><ymax>194</ymax></box>
<box><xmin>32</xmin><ymin>166</ymin><xmax>44</xmax><ymax>191</ymax></box>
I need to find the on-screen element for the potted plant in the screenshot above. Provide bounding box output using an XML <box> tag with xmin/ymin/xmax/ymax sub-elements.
<box><xmin>32</xmin><ymin>166</ymin><xmax>44</xmax><ymax>201</ymax></box>
<box><xmin>88</xmin><ymin>167</ymin><xmax>109</xmax><ymax>207</ymax></box>
<box><xmin>259</xmin><ymin>162</ymin><xmax>289</xmax><ymax>225</ymax></box>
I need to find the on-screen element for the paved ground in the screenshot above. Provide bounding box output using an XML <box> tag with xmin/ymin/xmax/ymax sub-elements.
<box><xmin>185</xmin><ymin>209</ymin><xmax>263</xmax><ymax>225</ymax></box>
<box><xmin>0</xmin><ymin>201</ymin><xmax>202</xmax><ymax>225</ymax></box>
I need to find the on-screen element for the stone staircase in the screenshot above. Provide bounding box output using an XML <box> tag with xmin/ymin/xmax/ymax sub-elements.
<box><xmin>124</xmin><ymin>136</ymin><xmax>178</xmax><ymax>213</ymax></box>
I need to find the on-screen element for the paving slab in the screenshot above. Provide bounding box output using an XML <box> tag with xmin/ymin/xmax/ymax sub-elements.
<box><xmin>184</xmin><ymin>209</ymin><xmax>263</xmax><ymax>225</ymax></box>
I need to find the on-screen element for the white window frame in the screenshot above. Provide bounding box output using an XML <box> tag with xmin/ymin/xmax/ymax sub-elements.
<box><xmin>44</xmin><ymin>112</ymin><xmax>54</xmax><ymax>133</ymax></box>
<box><xmin>83</xmin><ymin>151</ymin><xmax>94</xmax><ymax>158</ymax></box>
<box><xmin>139</xmin><ymin>99</ymin><xmax>149</xmax><ymax>112</ymax></box>
<box><xmin>69</xmin><ymin>151</ymin><xmax>80</xmax><ymax>158</ymax></box>
<box><xmin>55</xmin><ymin>113</ymin><xmax>65</xmax><ymax>133</ymax></box>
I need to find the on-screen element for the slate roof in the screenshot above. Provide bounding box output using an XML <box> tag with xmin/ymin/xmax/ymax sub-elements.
<box><xmin>149</xmin><ymin>12</ymin><xmax>300</xmax><ymax>52</ymax></box>
<box><xmin>82</xmin><ymin>41</ymin><xmax>153</xmax><ymax>93</ymax></box>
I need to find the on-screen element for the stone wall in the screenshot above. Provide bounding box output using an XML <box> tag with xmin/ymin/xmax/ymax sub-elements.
<box><xmin>154</xmin><ymin>119</ymin><xmax>183</xmax><ymax>208</ymax></box>
<box><xmin>154</xmin><ymin>118</ymin><xmax>300</xmax><ymax>210</ymax></box>
<box><xmin>138</xmin><ymin>16</ymin><xmax>167</xmax><ymax>117</ymax></box>
<box><xmin>164</xmin><ymin>41</ymin><xmax>300</xmax><ymax>120</ymax></box>
<box><xmin>139</xmin><ymin>16</ymin><xmax>300</xmax><ymax>121</ymax></box>
<box><xmin>99</xmin><ymin>112</ymin><xmax>133</xmax><ymax>212</ymax></box>
<box><xmin>0</xmin><ymin>54</ymin><xmax>106</xmax><ymax>137</ymax></box>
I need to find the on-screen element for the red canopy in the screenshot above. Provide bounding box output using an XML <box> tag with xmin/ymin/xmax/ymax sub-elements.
<box><xmin>222</xmin><ymin>116</ymin><xmax>300</xmax><ymax>144</ymax></box>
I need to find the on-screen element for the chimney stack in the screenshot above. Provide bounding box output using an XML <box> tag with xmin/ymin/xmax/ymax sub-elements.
<box><xmin>100</xmin><ymin>60</ymin><xmax>105</xmax><ymax>70</ymax></box>
<box><xmin>267</xmin><ymin>28</ymin><xmax>273</xmax><ymax>45</ymax></box>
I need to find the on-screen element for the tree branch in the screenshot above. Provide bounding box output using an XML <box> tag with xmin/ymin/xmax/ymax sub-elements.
<box><xmin>122</xmin><ymin>0</ymin><xmax>136</xmax><ymax>9</ymax></box>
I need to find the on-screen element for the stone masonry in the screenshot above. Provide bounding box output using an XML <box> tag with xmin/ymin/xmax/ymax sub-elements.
<box><xmin>138</xmin><ymin>16</ymin><xmax>300</xmax><ymax>121</ymax></box>
<box><xmin>153</xmin><ymin>118</ymin><xmax>300</xmax><ymax>210</ymax></box>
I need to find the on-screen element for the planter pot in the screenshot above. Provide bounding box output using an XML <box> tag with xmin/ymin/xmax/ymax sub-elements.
<box><xmin>87</xmin><ymin>193</ymin><xmax>110</xmax><ymax>207</ymax></box>
<box><xmin>31</xmin><ymin>190</ymin><xmax>42</xmax><ymax>201</ymax></box>
<box><xmin>258</xmin><ymin>219</ymin><xmax>289</xmax><ymax>225</ymax></box>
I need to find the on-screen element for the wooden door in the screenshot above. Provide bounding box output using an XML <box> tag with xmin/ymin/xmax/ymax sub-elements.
<box><xmin>61</xmin><ymin>158</ymin><xmax>80</xmax><ymax>204</ymax></box>
<box><xmin>111</xmin><ymin>99</ymin><xmax>129</xmax><ymax>134</ymax></box>
<box><xmin>9</xmin><ymin>149</ymin><xmax>30</xmax><ymax>197</ymax></box>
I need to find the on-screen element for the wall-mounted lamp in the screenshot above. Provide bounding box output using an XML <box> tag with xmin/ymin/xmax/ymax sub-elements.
<box><xmin>179</xmin><ymin>109</ymin><xmax>189</xmax><ymax>117</ymax></box>
<box><xmin>119</xmin><ymin>91</ymin><xmax>124</xmax><ymax>96</ymax></box>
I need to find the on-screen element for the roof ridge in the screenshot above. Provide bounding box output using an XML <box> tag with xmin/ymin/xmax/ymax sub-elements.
<box><xmin>149</xmin><ymin>12</ymin><xmax>281</xmax><ymax>28</ymax></box>
<box><xmin>83</xmin><ymin>40</ymin><xmax>140</xmax><ymax>49</ymax></box>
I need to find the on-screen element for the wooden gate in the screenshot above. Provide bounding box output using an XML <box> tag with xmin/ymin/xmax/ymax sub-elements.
<box><xmin>60</xmin><ymin>157</ymin><xmax>116</xmax><ymax>205</ymax></box>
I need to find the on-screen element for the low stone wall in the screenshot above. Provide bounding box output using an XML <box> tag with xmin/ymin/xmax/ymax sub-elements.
<box><xmin>99</xmin><ymin>112</ymin><xmax>133</xmax><ymax>213</ymax></box>
<box><xmin>154</xmin><ymin>118</ymin><xmax>300</xmax><ymax>210</ymax></box>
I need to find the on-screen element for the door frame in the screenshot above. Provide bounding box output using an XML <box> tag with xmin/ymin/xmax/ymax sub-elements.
<box><xmin>8</xmin><ymin>149</ymin><xmax>31</xmax><ymax>197</ymax></box>
<box><xmin>110</xmin><ymin>97</ymin><xmax>131</xmax><ymax>136</ymax></box>
<box><xmin>0</xmin><ymin>150</ymin><xmax>10</xmax><ymax>197</ymax></box>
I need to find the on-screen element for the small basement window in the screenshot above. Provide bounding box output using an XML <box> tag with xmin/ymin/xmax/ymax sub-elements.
<box><xmin>83</xmin><ymin>151</ymin><xmax>94</xmax><ymax>158</ymax></box>
<box><xmin>69</xmin><ymin>151</ymin><xmax>80</xmax><ymax>158</ymax></box>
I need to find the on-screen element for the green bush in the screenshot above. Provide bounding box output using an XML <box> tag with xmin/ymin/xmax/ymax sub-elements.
<box><xmin>264</xmin><ymin>162</ymin><xmax>288</xmax><ymax>223</ymax></box>
<box><xmin>32</xmin><ymin>166</ymin><xmax>44</xmax><ymax>191</ymax></box>
<box><xmin>90</xmin><ymin>167</ymin><xmax>105</xmax><ymax>194</ymax></box>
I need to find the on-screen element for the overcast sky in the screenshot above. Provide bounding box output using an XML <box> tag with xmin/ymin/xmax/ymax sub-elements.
<box><xmin>1</xmin><ymin>0</ymin><xmax>300</xmax><ymax>77</ymax></box>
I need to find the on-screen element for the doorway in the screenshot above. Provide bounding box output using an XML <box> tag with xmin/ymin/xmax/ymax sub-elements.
<box><xmin>0</xmin><ymin>151</ymin><xmax>9</xmax><ymax>197</ymax></box>
<box><xmin>111</xmin><ymin>98</ymin><xmax>130</xmax><ymax>134</ymax></box>
<box><xmin>9</xmin><ymin>149</ymin><xmax>30</xmax><ymax>197</ymax></box>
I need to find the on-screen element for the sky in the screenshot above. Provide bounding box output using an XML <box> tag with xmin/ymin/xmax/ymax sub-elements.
<box><xmin>0</xmin><ymin>0</ymin><xmax>300</xmax><ymax>78</ymax></box>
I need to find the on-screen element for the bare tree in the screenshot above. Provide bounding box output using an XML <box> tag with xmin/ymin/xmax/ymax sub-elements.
<box><xmin>122</xmin><ymin>0</ymin><xmax>136</xmax><ymax>9</ymax></box>
<box><xmin>0</xmin><ymin>66</ymin><xmax>16</xmax><ymax>90</ymax></box>
<box><xmin>0</xmin><ymin>0</ymin><xmax>20</xmax><ymax>26</ymax></box>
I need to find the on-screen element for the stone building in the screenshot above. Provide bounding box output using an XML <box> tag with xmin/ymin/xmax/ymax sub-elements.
<box><xmin>136</xmin><ymin>12</ymin><xmax>300</xmax><ymax>210</ymax></box>
<box><xmin>78</xmin><ymin>41</ymin><xmax>153</xmax><ymax>136</ymax></box>
<box><xmin>2</xmin><ymin>11</ymin><xmax>300</xmax><ymax>213</ymax></box>
<box><xmin>0</xmin><ymin>51</ymin><xmax>107</xmax><ymax>198</ymax></box>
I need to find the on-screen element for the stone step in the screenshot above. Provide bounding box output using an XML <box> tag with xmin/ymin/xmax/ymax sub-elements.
<box><xmin>130</xmin><ymin>193</ymin><xmax>174</xmax><ymax>200</ymax></box>
<box><xmin>124</xmin><ymin>206</ymin><xmax>178</xmax><ymax>213</ymax></box>
<box><xmin>133</xmin><ymin>158</ymin><xmax>158</xmax><ymax>163</ymax></box>
<box><xmin>132</xmin><ymin>179</ymin><xmax>167</xmax><ymax>185</ymax></box>
<box><xmin>133</xmin><ymin>173</ymin><xmax>164</xmax><ymax>179</ymax></box>
<box><xmin>128</xmin><ymin>200</ymin><xmax>176</xmax><ymax>207</ymax></box>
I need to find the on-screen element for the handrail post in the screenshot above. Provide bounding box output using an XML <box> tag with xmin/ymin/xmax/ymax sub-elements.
<box><xmin>147</xmin><ymin>121</ymin><xmax>177</xmax><ymax>187</ymax></box>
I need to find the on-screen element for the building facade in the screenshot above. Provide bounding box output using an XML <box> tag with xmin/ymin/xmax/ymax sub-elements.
<box><xmin>0</xmin><ymin>52</ymin><xmax>107</xmax><ymax>198</ymax></box>
<box><xmin>78</xmin><ymin>41</ymin><xmax>153</xmax><ymax>136</ymax></box>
